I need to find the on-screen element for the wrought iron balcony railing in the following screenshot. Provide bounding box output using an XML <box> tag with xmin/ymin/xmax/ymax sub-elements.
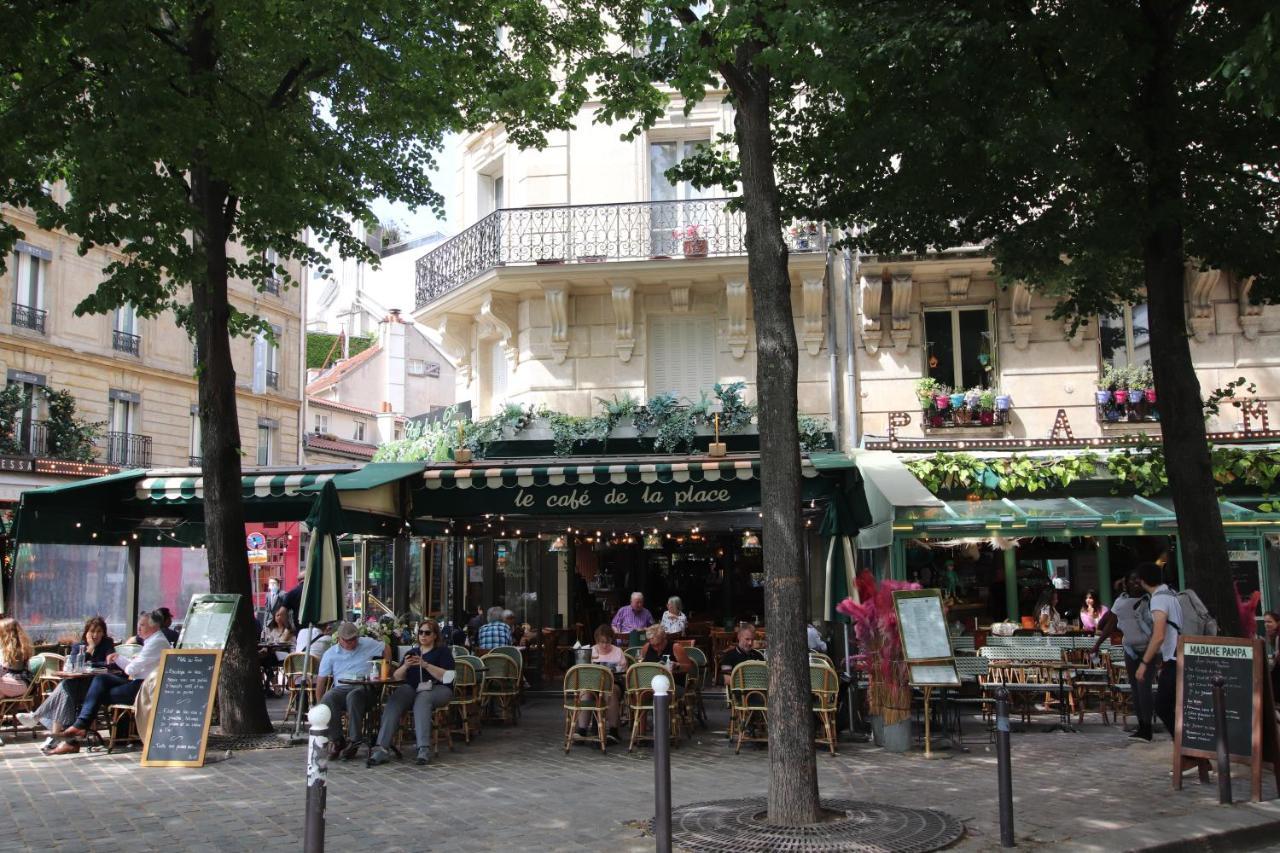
<box><xmin>266</xmin><ymin>370</ymin><xmax>279</xmax><ymax>389</ymax></box>
<box><xmin>263</xmin><ymin>277</ymin><xmax>281</xmax><ymax>296</ymax></box>
<box><xmin>188</xmin><ymin>454</ymin><xmax>203</xmax><ymax>466</ymax></box>
<box><xmin>415</xmin><ymin>198</ymin><xmax>826</xmax><ymax>309</ymax></box>
<box><xmin>113</xmin><ymin>329</ymin><xmax>141</xmax><ymax>355</ymax></box>
<box><xmin>12</xmin><ymin>303</ymin><xmax>46</xmax><ymax>334</ymax></box>
<box><xmin>104</xmin><ymin>431</ymin><xmax>153</xmax><ymax>467</ymax></box>
<box><xmin>0</xmin><ymin>420</ymin><xmax>49</xmax><ymax>457</ymax></box>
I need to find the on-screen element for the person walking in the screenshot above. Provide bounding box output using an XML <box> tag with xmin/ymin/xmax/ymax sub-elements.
<box><xmin>1092</xmin><ymin>572</ymin><xmax>1156</xmax><ymax>740</ymax></box>
<box><xmin>1136</xmin><ymin>563</ymin><xmax>1182</xmax><ymax>741</ymax></box>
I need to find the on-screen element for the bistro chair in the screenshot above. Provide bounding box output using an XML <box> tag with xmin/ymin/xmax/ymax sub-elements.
<box><xmin>33</xmin><ymin>654</ymin><xmax>65</xmax><ymax>703</ymax></box>
<box><xmin>626</xmin><ymin>645</ymin><xmax>645</xmax><ymax>661</ymax></box>
<box><xmin>684</xmin><ymin>647</ymin><xmax>710</xmax><ymax>727</ymax></box>
<box><xmin>0</xmin><ymin>655</ymin><xmax>46</xmax><ymax>738</ymax></box>
<box><xmin>115</xmin><ymin>643</ymin><xmax>143</xmax><ymax>659</ymax></box>
<box><xmin>449</xmin><ymin>658</ymin><xmax>481</xmax><ymax>744</ymax></box>
<box><xmin>488</xmin><ymin>645</ymin><xmax>525</xmax><ymax>699</ymax></box>
<box><xmin>729</xmin><ymin>661</ymin><xmax>769</xmax><ymax>753</ymax></box>
<box><xmin>450</xmin><ymin>645</ymin><xmax>469</xmax><ymax>659</ymax></box>
<box><xmin>626</xmin><ymin>662</ymin><xmax>682</xmax><ymax>752</ymax></box>
<box><xmin>562</xmin><ymin>664</ymin><xmax>614</xmax><ymax>753</ymax></box>
<box><xmin>392</xmin><ymin>699</ymin><xmax>453</xmax><ymax>757</ymax></box>
<box><xmin>281</xmin><ymin>652</ymin><xmax>319</xmax><ymax>724</ymax></box>
<box><xmin>811</xmin><ymin>663</ymin><xmax>839</xmax><ymax>754</ymax></box>
<box><xmin>480</xmin><ymin>652</ymin><xmax>521</xmax><ymax>725</ymax></box>
<box><xmin>809</xmin><ymin>652</ymin><xmax>835</xmax><ymax>671</ymax></box>
<box><xmin>1106</xmin><ymin>647</ymin><xmax>1133</xmax><ymax>728</ymax></box>
<box><xmin>1067</xmin><ymin>648</ymin><xmax>1111</xmax><ymax>725</ymax></box>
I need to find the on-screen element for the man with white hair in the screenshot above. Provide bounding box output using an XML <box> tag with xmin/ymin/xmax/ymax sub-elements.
<box><xmin>63</xmin><ymin>609</ymin><xmax>170</xmax><ymax>740</ymax></box>
<box><xmin>478</xmin><ymin>605</ymin><xmax>513</xmax><ymax>650</ymax></box>
<box><xmin>611</xmin><ymin>592</ymin><xmax>654</xmax><ymax>638</ymax></box>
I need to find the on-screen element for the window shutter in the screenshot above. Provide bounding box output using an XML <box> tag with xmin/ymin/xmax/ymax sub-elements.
<box><xmin>252</xmin><ymin>333</ymin><xmax>267</xmax><ymax>394</ymax></box>
<box><xmin>649</xmin><ymin>316</ymin><xmax>715</xmax><ymax>401</ymax></box>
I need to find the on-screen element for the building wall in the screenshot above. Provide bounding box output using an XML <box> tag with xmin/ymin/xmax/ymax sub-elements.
<box><xmin>1</xmin><ymin>193</ymin><xmax>304</xmax><ymax>470</ymax></box>
<box><xmin>847</xmin><ymin>254</ymin><xmax>1280</xmax><ymax>442</ymax></box>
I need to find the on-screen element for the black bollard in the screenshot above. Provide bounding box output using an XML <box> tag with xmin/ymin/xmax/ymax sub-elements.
<box><xmin>653</xmin><ymin>673</ymin><xmax>673</xmax><ymax>853</ymax></box>
<box><xmin>1211</xmin><ymin>675</ymin><xmax>1232</xmax><ymax>805</ymax></box>
<box><xmin>304</xmin><ymin>704</ymin><xmax>330</xmax><ymax>853</ymax></box>
<box><xmin>995</xmin><ymin>686</ymin><xmax>1015</xmax><ymax>848</ymax></box>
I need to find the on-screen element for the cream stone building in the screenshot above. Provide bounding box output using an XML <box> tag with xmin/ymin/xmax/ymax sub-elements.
<box><xmin>413</xmin><ymin>96</ymin><xmax>831</xmax><ymax>420</ymax></box>
<box><xmin>0</xmin><ymin>186</ymin><xmax>305</xmax><ymax>502</ymax></box>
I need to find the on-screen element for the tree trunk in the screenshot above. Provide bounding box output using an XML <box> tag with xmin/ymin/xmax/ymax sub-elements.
<box><xmin>731</xmin><ymin>63</ymin><xmax>820</xmax><ymax>825</ymax></box>
<box><xmin>188</xmin><ymin>10</ymin><xmax>273</xmax><ymax>734</ymax></box>
<box><xmin>1139</xmin><ymin>1</ymin><xmax>1235</xmax><ymax>635</ymax></box>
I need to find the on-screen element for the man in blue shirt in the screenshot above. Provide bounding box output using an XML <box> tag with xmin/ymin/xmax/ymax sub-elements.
<box><xmin>477</xmin><ymin>606</ymin><xmax>512</xmax><ymax>651</ymax></box>
<box><xmin>315</xmin><ymin>621</ymin><xmax>386</xmax><ymax>759</ymax></box>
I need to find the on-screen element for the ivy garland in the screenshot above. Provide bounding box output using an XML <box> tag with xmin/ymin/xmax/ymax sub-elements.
<box><xmin>906</xmin><ymin>452</ymin><xmax>1102</xmax><ymax>499</ymax></box>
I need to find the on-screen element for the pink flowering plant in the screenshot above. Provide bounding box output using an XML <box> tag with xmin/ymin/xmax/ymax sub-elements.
<box><xmin>837</xmin><ymin>570</ymin><xmax>920</xmax><ymax>726</ymax></box>
<box><xmin>671</xmin><ymin>224</ymin><xmax>703</xmax><ymax>240</ymax></box>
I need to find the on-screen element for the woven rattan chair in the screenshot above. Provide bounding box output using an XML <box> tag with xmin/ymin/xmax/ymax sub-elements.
<box><xmin>449</xmin><ymin>658</ymin><xmax>481</xmax><ymax>743</ymax></box>
<box><xmin>729</xmin><ymin>661</ymin><xmax>769</xmax><ymax>753</ymax></box>
<box><xmin>562</xmin><ymin>664</ymin><xmax>614</xmax><ymax>752</ymax></box>
<box><xmin>684</xmin><ymin>647</ymin><xmax>709</xmax><ymax>726</ymax></box>
<box><xmin>391</xmin><ymin>696</ymin><xmax>453</xmax><ymax>757</ymax></box>
<box><xmin>481</xmin><ymin>652</ymin><xmax>521</xmax><ymax>725</ymax></box>
<box><xmin>488</xmin><ymin>645</ymin><xmax>525</xmax><ymax>706</ymax></box>
<box><xmin>1106</xmin><ymin>647</ymin><xmax>1133</xmax><ymax>727</ymax></box>
<box><xmin>809</xmin><ymin>652</ymin><xmax>835</xmax><ymax>670</ymax></box>
<box><xmin>626</xmin><ymin>662</ymin><xmax>681</xmax><ymax>752</ymax></box>
<box><xmin>810</xmin><ymin>663</ymin><xmax>839</xmax><ymax>754</ymax></box>
<box><xmin>281</xmin><ymin>652</ymin><xmax>319</xmax><ymax>723</ymax></box>
<box><xmin>626</xmin><ymin>645</ymin><xmax>645</xmax><ymax>660</ymax></box>
<box><xmin>0</xmin><ymin>655</ymin><xmax>45</xmax><ymax>738</ymax></box>
<box><xmin>34</xmin><ymin>654</ymin><xmax>65</xmax><ymax>702</ymax></box>
<box><xmin>450</xmin><ymin>645</ymin><xmax>470</xmax><ymax>659</ymax></box>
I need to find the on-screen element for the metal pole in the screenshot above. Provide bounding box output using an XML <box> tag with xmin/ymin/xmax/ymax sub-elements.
<box><xmin>1212</xmin><ymin>675</ymin><xmax>1232</xmax><ymax>804</ymax></box>
<box><xmin>995</xmin><ymin>686</ymin><xmax>1015</xmax><ymax>848</ymax></box>
<box><xmin>304</xmin><ymin>704</ymin><xmax>331</xmax><ymax>853</ymax></box>
<box><xmin>652</xmin><ymin>674</ymin><xmax>673</xmax><ymax>853</ymax></box>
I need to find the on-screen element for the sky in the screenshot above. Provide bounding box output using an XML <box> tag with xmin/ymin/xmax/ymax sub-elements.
<box><xmin>369</xmin><ymin>134</ymin><xmax>461</xmax><ymax>240</ymax></box>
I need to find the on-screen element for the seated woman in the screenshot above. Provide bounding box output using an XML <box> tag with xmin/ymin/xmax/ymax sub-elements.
<box><xmin>259</xmin><ymin>605</ymin><xmax>295</xmax><ymax>696</ymax></box>
<box><xmin>639</xmin><ymin>625</ymin><xmax>693</xmax><ymax>686</ymax></box>
<box><xmin>576</xmin><ymin>624</ymin><xmax>624</xmax><ymax>744</ymax></box>
<box><xmin>660</xmin><ymin>597</ymin><xmax>688</xmax><ymax>638</ymax></box>
<box><xmin>1079</xmin><ymin>589</ymin><xmax>1109</xmax><ymax>633</ymax></box>
<box><xmin>369</xmin><ymin>617</ymin><xmax>455</xmax><ymax>767</ymax></box>
<box><xmin>0</xmin><ymin>617</ymin><xmax>34</xmax><ymax>699</ymax></box>
<box><xmin>20</xmin><ymin>616</ymin><xmax>115</xmax><ymax>755</ymax></box>
<box><xmin>1036</xmin><ymin>589</ymin><xmax>1063</xmax><ymax>634</ymax></box>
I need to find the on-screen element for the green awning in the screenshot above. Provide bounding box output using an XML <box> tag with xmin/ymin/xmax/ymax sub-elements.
<box><xmin>316</xmin><ymin>462</ymin><xmax>428</xmax><ymax>492</ymax></box>
<box><xmin>894</xmin><ymin>495</ymin><xmax>1280</xmax><ymax>537</ymax></box>
<box><xmin>421</xmin><ymin>457</ymin><xmax>822</xmax><ymax>490</ymax></box>
<box><xmin>137</xmin><ymin>472</ymin><xmax>337</xmax><ymax>502</ymax></box>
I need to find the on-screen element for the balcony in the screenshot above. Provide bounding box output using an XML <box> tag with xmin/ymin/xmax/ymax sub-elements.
<box><xmin>0</xmin><ymin>420</ymin><xmax>49</xmax><ymax>457</ymax></box>
<box><xmin>266</xmin><ymin>370</ymin><xmax>279</xmax><ymax>390</ymax></box>
<box><xmin>104</xmin><ymin>431</ymin><xmax>153</xmax><ymax>467</ymax></box>
<box><xmin>112</xmin><ymin>329</ymin><xmax>141</xmax><ymax>356</ymax></box>
<box><xmin>415</xmin><ymin>198</ymin><xmax>825</xmax><ymax>309</ymax></box>
<box><xmin>12</xmin><ymin>303</ymin><xmax>46</xmax><ymax>334</ymax></box>
<box><xmin>263</xmin><ymin>277</ymin><xmax>281</xmax><ymax>296</ymax></box>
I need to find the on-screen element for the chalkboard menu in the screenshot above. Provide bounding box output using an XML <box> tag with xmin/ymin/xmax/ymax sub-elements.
<box><xmin>1173</xmin><ymin>636</ymin><xmax>1280</xmax><ymax>802</ymax></box>
<box><xmin>141</xmin><ymin>649</ymin><xmax>222</xmax><ymax>768</ymax></box>
<box><xmin>1179</xmin><ymin>640</ymin><xmax>1255</xmax><ymax>756</ymax></box>
<box><xmin>179</xmin><ymin>593</ymin><xmax>241</xmax><ymax>650</ymax></box>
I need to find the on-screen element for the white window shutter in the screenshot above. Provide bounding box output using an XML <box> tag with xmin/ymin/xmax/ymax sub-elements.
<box><xmin>252</xmin><ymin>333</ymin><xmax>267</xmax><ymax>394</ymax></box>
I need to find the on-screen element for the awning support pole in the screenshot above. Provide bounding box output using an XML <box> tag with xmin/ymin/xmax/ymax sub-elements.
<box><xmin>126</xmin><ymin>540</ymin><xmax>141</xmax><ymax>622</ymax></box>
<box><xmin>1096</xmin><ymin>541</ymin><xmax>1113</xmax><ymax>607</ymax></box>
<box><xmin>1003</xmin><ymin>547</ymin><xmax>1018</xmax><ymax>622</ymax></box>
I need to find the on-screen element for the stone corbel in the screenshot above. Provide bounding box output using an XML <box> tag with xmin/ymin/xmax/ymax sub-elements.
<box><xmin>438</xmin><ymin>314</ymin><xmax>474</xmax><ymax>385</ymax></box>
<box><xmin>1010</xmin><ymin>282</ymin><xmax>1033</xmax><ymax>350</ymax></box>
<box><xmin>1186</xmin><ymin>268</ymin><xmax>1220</xmax><ymax>343</ymax></box>
<box><xmin>1064</xmin><ymin>317</ymin><xmax>1086</xmax><ymax>350</ymax></box>
<box><xmin>479</xmin><ymin>294</ymin><xmax>519</xmax><ymax>366</ymax></box>
<box><xmin>1239</xmin><ymin>275</ymin><xmax>1263</xmax><ymax>341</ymax></box>
<box><xmin>543</xmin><ymin>283</ymin><xmax>570</xmax><ymax>364</ymax></box>
<box><xmin>859</xmin><ymin>274</ymin><xmax>884</xmax><ymax>355</ymax></box>
<box><xmin>948</xmin><ymin>270</ymin><xmax>971</xmax><ymax>302</ymax></box>
<box><xmin>889</xmin><ymin>272</ymin><xmax>913</xmax><ymax>354</ymax></box>
<box><xmin>801</xmin><ymin>276</ymin><xmax>825</xmax><ymax>356</ymax></box>
<box><xmin>611</xmin><ymin>281</ymin><xmax>635</xmax><ymax>363</ymax></box>
<box><xmin>670</xmin><ymin>280</ymin><xmax>691</xmax><ymax>314</ymax></box>
<box><xmin>723</xmin><ymin>276</ymin><xmax>749</xmax><ymax>360</ymax></box>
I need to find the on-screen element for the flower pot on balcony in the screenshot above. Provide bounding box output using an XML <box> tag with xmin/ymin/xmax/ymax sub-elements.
<box><xmin>682</xmin><ymin>238</ymin><xmax>708</xmax><ymax>258</ymax></box>
<box><xmin>1095</xmin><ymin>389</ymin><xmax>1112</xmax><ymax>405</ymax></box>
<box><xmin>929</xmin><ymin>414</ymin><xmax>946</xmax><ymax>428</ymax></box>
<box><xmin>1145</xmin><ymin>388</ymin><xmax>1157</xmax><ymax>403</ymax></box>
<box><xmin>949</xmin><ymin>393</ymin><xmax>965</xmax><ymax>409</ymax></box>
<box><xmin>579</xmin><ymin>254</ymin><xmax>607</xmax><ymax>263</ymax></box>
<box><xmin>453</xmin><ymin>447</ymin><xmax>473</xmax><ymax>463</ymax></box>
<box><xmin>953</xmin><ymin>407</ymin><xmax>972</xmax><ymax>426</ymax></box>
<box><xmin>934</xmin><ymin>394</ymin><xmax>950</xmax><ymax>411</ymax></box>
<box><xmin>980</xmin><ymin>411</ymin><xmax>995</xmax><ymax>426</ymax></box>
<box><xmin>535</xmin><ymin>257</ymin><xmax>565</xmax><ymax>265</ymax></box>
<box><xmin>1113</xmin><ymin>389</ymin><xmax>1129</xmax><ymax>404</ymax></box>
<box><xmin>995</xmin><ymin>394</ymin><xmax>1012</xmax><ymax>411</ymax></box>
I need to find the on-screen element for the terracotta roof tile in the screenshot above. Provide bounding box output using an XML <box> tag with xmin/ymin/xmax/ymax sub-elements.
<box><xmin>304</xmin><ymin>433</ymin><xmax>378</xmax><ymax>460</ymax></box>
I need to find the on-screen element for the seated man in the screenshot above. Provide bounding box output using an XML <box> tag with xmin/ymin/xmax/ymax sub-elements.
<box><xmin>477</xmin><ymin>606</ymin><xmax>512</xmax><ymax>651</ymax></box>
<box><xmin>314</xmin><ymin>621</ymin><xmax>386</xmax><ymax>760</ymax></box>
<box><xmin>63</xmin><ymin>610</ymin><xmax>170</xmax><ymax>739</ymax></box>
<box><xmin>719</xmin><ymin>625</ymin><xmax>765</xmax><ymax>686</ymax></box>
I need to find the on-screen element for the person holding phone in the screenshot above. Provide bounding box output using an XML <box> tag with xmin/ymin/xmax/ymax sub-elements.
<box><xmin>639</xmin><ymin>625</ymin><xmax>692</xmax><ymax>686</ymax></box>
<box><xmin>369</xmin><ymin>617</ymin><xmax>455</xmax><ymax>767</ymax></box>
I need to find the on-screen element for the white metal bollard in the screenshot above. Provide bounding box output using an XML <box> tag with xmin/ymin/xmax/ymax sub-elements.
<box><xmin>304</xmin><ymin>704</ymin><xmax>331</xmax><ymax>853</ymax></box>
<box><xmin>652</xmin><ymin>674</ymin><xmax>672</xmax><ymax>853</ymax></box>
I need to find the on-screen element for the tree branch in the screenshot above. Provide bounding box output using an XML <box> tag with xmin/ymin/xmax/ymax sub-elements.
<box><xmin>268</xmin><ymin>58</ymin><xmax>313</xmax><ymax>110</ymax></box>
<box><xmin>670</xmin><ymin>5</ymin><xmax>751</xmax><ymax>95</ymax></box>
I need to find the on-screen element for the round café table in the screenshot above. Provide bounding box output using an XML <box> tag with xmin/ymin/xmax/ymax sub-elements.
<box><xmin>338</xmin><ymin>676</ymin><xmax>405</xmax><ymax>762</ymax></box>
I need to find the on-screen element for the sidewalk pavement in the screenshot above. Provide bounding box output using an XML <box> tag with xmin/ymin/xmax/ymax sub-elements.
<box><xmin>0</xmin><ymin>694</ymin><xmax>1275</xmax><ymax>852</ymax></box>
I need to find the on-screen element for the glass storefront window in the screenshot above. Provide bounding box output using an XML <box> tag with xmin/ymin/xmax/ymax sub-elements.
<box><xmin>138</xmin><ymin>547</ymin><xmax>209</xmax><ymax>627</ymax></box>
<box><xmin>11</xmin><ymin>543</ymin><xmax>131</xmax><ymax>642</ymax></box>
<box><xmin>494</xmin><ymin>538</ymin><xmax>537</xmax><ymax>624</ymax></box>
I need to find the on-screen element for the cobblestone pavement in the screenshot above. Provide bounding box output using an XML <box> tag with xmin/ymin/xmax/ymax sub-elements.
<box><xmin>0</xmin><ymin>694</ymin><xmax>1275</xmax><ymax>852</ymax></box>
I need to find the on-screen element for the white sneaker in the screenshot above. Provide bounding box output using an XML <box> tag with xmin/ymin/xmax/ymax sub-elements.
<box><xmin>16</xmin><ymin>712</ymin><xmax>37</xmax><ymax>730</ymax></box>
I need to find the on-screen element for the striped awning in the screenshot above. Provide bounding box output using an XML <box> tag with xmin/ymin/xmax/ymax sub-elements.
<box><xmin>137</xmin><ymin>473</ymin><xmax>337</xmax><ymax>503</ymax></box>
<box><xmin>422</xmin><ymin>458</ymin><xmax>821</xmax><ymax>490</ymax></box>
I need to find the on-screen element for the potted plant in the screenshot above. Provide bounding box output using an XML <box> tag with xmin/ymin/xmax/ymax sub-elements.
<box><xmin>837</xmin><ymin>571</ymin><xmax>920</xmax><ymax>753</ymax></box>
<box><xmin>1095</xmin><ymin>365</ymin><xmax>1114</xmax><ymax>406</ymax></box>
<box><xmin>597</xmin><ymin>393</ymin><xmax>640</xmax><ymax>437</ymax></box>
<box><xmin>979</xmin><ymin>389</ymin><xmax>997</xmax><ymax>426</ymax></box>
<box><xmin>712</xmin><ymin>381</ymin><xmax>755</xmax><ymax>433</ymax></box>
<box><xmin>994</xmin><ymin>391</ymin><xmax>1012</xmax><ymax>413</ymax></box>
<box><xmin>1112</xmin><ymin>365</ymin><xmax>1130</xmax><ymax>405</ymax></box>
<box><xmin>1139</xmin><ymin>363</ymin><xmax>1156</xmax><ymax>403</ymax></box>
<box><xmin>915</xmin><ymin>377</ymin><xmax>941</xmax><ymax>411</ymax></box>
<box><xmin>948</xmin><ymin>390</ymin><xmax>966</xmax><ymax>410</ymax></box>
<box><xmin>933</xmin><ymin>384</ymin><xmax>952</xmax><ymax>411</ymax></box>
<box><xmin>789</xmin><ymin>222</ymin><xmax>819</xmax><ymax>251</ymax></box>
<box><xmin>675</xmin><ymin>225</ymin><xmax>708</xmax><ymax>257</ymax></box>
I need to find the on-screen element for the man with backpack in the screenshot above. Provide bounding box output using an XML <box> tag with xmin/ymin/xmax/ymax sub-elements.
<box><xmin>1092</xmin><ymin>571</ymin><xmax>1158</xmax><ymax>741</ymax></box>
<box><xmin>1136</xmin><ymin>562</ymin><xmax>1184</xmax><ymax>742</ymax></box>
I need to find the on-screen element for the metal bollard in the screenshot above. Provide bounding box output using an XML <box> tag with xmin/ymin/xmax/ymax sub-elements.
<box><xmin>304</xmin><ymin>704</ymin><xmax>331</xmax><ymax>853</ymax></box>
<box><xmin>995</xmin><ymin>686</ymin><xmax>1015</xmax><ymax>848</ymax></box>
<box><xmin>1211</xmin><ymin>675</ymin><xmax>1232</xmax><ymax>804</ymax></box>
<box><xmin>652</xmin><ymin>674</ymin><xmax>672</xmax><ymax>853</ymax></box>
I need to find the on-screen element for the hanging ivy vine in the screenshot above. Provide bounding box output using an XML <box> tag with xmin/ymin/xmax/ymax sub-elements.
<box><xmin>905</xmin><ymin>452</ymin><xmax>1102</xmax><ymax>499</ymax></box>
<box><xmin>1107</xmin><ymin>440</ymin><xmax>1280</xmax><ymax>497</ymax></box>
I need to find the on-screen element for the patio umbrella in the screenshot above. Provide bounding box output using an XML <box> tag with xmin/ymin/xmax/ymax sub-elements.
<box><xmin>300</xmin><ymin>480</ymin><xmax>344</xmax><ymax>629</ymax></box>
<box><xmin>818</xmin><ymin>479</ymin><xmax>871</xmax><ymax>736</ymax></box>
<box><xmin>292</xmin><ymin>480</ymin><xmax>345</xmax><ymax>741</ymax></box>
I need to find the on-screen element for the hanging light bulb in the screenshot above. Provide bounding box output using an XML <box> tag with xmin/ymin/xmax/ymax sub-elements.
<box><xmin>548</xmin><ymin>535</ymin><xmax>568</xmax><ymax>553</ymax></box>
<box><xmin>742</xmin><ymin>530</ymin><xmax>761</xmax><ymax>550</ymax></box>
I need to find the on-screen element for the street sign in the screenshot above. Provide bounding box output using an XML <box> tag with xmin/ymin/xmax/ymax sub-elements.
<box><xmin>247</xmin><ymin>549</ymin><xmax>269</xmax><ymax>564</ymax></box>
<box><xmin>246</xmin><ymin>531</ymin><xmax>266</xmax><ymax>550</ymax></box>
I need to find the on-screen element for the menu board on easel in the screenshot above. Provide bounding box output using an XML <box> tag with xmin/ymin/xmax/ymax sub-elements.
<box><xmin>893</xmin><ymin>588</ymin><xmax>959</xmax><ymax>687</ymax></box>
<box><xmin>178</xmin><ymin>593</ymin><xmax>241</xmax><ymax>650</ymax></box>
<box><xmin>141</xmin><ymin>649</ymin><xmax>222</xmax><ymax>768</ymax></box>
<box><xmin>1173</xmin><ymin>636</ymin><xmax>1280</xmax><ymax>801</ymax></box>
